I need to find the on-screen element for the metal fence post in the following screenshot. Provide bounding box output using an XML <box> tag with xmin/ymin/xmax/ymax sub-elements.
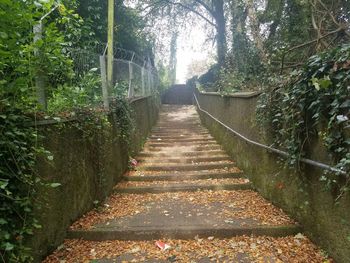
<box><xmin>128</xmin><ymin>62</ymin><xmax>134</xmax><ymax>98</ymax></box>
<box><xmin>107</xmin><ymin>0</ymin><xmax>114</xmax><ymax>94</ymax></box>
<box><xmin>141</xmin><ymin>67</ymin><xmax>145</xmax><ymax>96</ymax></box>
<box><xmin>33</xmin><ymin>22</ymin><xmax>47</xmax><ymax>110</ymax></box>
<box><xmin>147</xmin><ymin>61</ymin><xmax>151</xmax><ymax>95</ymax></box>
<box><xmin>100</xmin><ymin>56</ymin><xmax>109</xmax><ymax>110</ymax></box>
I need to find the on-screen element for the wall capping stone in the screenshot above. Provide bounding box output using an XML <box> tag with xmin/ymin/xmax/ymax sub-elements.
<box><xmin>200</xmin><ymin>91</ymin><xmax>262</xmax><ymax>99</ymax></box>
<box><xmin>25</xmin><ymin>96</ymin><xmax>154</xmax><ymax>127</ymax></box>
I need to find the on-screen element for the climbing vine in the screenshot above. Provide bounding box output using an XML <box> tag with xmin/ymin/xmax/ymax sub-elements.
<box><xmin>110</xmin><ymin>96</ymin><xmax>135</xmax><ymax>145</ymax></box>
<box><xmin>0</xmin><ymin>101</ymin><xmax>48</xmax><ymax>262</ymax></box>
<box><xmin>257</xmin><ymin>44</ymin><xmax>350</xmax><ymax>197</ymax></box>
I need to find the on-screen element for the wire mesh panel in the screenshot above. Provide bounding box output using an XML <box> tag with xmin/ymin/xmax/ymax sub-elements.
<box><xmin>113</xmin><ymin>60</ymin><xmax>130</xmax><ymax>96</ymax></box>
<box><xmin>131</xmin><ymin>63</ymin><xmax>143</xmax><ymax>97</ymax></box>
<box><xmin>111</xmin><ymin>58</ymin><xmax>158</xmax><ymax>98</ymax></box>
<box><xmin>70</xmin><ymin>44</ymin><xmax>159</xmax><ymax>102</ymax></box>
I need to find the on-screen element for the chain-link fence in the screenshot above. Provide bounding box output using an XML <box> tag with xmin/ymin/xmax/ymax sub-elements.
<box><xmin>69</xmin><ymin>43</ymin><xmax>158</xmax><ymax>100</ymax></box>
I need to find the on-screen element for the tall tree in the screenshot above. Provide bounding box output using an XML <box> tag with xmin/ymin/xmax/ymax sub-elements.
<box><xmin>169</xmin><ymin>30</ymin><xmax>178</xmax><ymax>85</ymax></box>
<box><xmin>140</xmin><ymin>0</ymin><xmax>227</xmax><ymax>65</ymax></box>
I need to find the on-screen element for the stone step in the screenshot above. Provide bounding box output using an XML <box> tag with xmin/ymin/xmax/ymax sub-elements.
<box><xmin>149</xmin><ymin>134</ymin><xmax>213</xmax><ymax>140</ymax></box>
<box><xmin>45</xmin><ymin>235</ymin><xmax>329</xmax><ymax>262</ymax></box>
<box><xmin>153</xmin><ymin>125</ymin><xmax>203</xmax><ymax>130</ymax></box>
<box><xmin>147</xmin><ymin>136</ymin><xmax>216</xmax><ymax>143</ymax></box>
<box><xmin>150</xmin><ymin>131</ymin><xmax>211</xmax><ymax>136</ymax></box>
<box><xmin>152</xmin><ymin>127</ymin><xmax>208</xmax><ymax>132</ymax></box>
<box><xmin>148</xmin><ymin>137</ymin><xmax>214</xmax><ymax>143</ymax></box>
<box><xmin>114</xmin><ymin>183</ymin><xmax>253</xmax><ymax>194</ymax></box>
<box><xmin>137</xmin><ymin>162</ymin><xmax>235</xmax><ymax>171</ymax></box>
<box><xmin>145</xmin><ymin>141</ymin><xmax>218</xmax><ymax>147</ymax></box>
<box><xmin>157</xmin><ymin>118</ymin><xmax>200</xmax><ymax>122</ymax></box>
<box><xmin>155</xmin><ymin>123</ymin><xmax>202</xmax><ymax>127</ymax></box>
<box><xmin>155</xmin><ymin>121</ymin><xmax>202</xmax><ymax>125</ymax></box>
<box><xmin>143</xmin><ymin>145</ymin><xmax>222</xmax><ymax>152</ymax></box>
<box><xmin>124</xmin><ymin>171</ymin><xmax>244</xmax><ymax>181</ymax></box>
<box><xmin>137</xmin><ymin>156</ymin><xmax>231</xmax><ymax>164</ymax></box>
<box><xmin>68</xmin><ymin>225</ymin><xmax>301</xmax><ymax>241</ymax></box>
<box><xmin>67</xmin><ymin>190</ymin><xmax>300</xmax><ymax>241</ymax></box>
<box><xmin>137</xmin><ymin>150</ymin><xmax>227</xmax><ymax>157</ymax></box>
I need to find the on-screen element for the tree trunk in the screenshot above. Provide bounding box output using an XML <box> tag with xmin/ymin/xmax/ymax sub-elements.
<box><xmin>169</xmin><ymin>30</ymin><xmax>178</xmax><ymax>85</ymax></box>
<box><xmin>212</xmin><ymin>0</ymin><xmax>226</xmax><ymax>66</ymax></box>
<box><xmin>246</xmin><ymin>0</ymin><xmax>268</xmax><ymax>64</ymax></box>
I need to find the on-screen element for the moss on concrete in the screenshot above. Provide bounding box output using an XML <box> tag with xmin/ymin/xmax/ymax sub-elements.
<box><xmin>197</xmin><ymin>92</ymin><xmax>350</xmax><ymax>263</ymax></box>
<box><xmin>29</xmin><ymin>96</ymin><xmax>159</xmax><ymax>262</ymax></box>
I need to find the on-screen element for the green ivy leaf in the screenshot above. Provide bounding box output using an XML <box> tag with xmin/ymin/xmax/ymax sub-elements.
<box><xmin>50</xmin><ymin>183</ymin><xmax>61</xmax><ymax>188</ymax></box>
<box><xmin>4</xmin><ymin>242</ymin><xmax>14</xmax><ymax>251</ymax></box>
<box><xmin>0</xmin><ymin>179</ymin><xmax>9</xmax><ymax>189</ymax></box>
<box><xmin>0</xmin><ymin>218</ymin><xmax>8</xmax><ymax>225</ymax></box>
<box><xmin>318</xmin><ymin>76</ymin><xmax>332</xmax><ymax>89</ymax></box>
<box><xmin>311</xmin><ymin>77</ymin><xmax>320</xmax><ymax>90</ymax></box>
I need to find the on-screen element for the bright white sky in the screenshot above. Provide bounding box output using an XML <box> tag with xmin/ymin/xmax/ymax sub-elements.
<box><xmin>176</xmin><ymin>22</ymin><xmax>214</xmax><ymax>83</ymax></box>
<box><xmin>125</xmin><ymin>0</ymin><xmax>215</xmax><ymax>84</ymax></box>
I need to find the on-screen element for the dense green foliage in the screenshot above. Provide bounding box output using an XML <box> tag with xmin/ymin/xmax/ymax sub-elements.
<box><xmin>0</xmin><ymin>1</ymin><xmax>79</xmax><ymax>260</ymax></box>
<box><xmin>1</xmin><ymin>0</ymin><xmax>348</xmax><ymax>260</ymax></box>
<box><xmin>257</xmin><ymin>44</ymin><xmax>350</xmax><ymax>197</ymax></box>
<box><xmin>77</xmin><ymin>0</ymin><xmax>153</xmax><ymax>56</ymax></box>
<box><xmin>0</xmin><ymin>0</ymin><xmax>88</xmax><ymax>110</ymax></box>
<box><xmin>0</xmin><ymin>0</ymin><xmax>156</xmax><ymax>261</ymax></box>
<box><xmin>0</xmin><ymin>101</ymin><xmax>47</xmax><ymax>262</ymax></box>
<box><xmin>194</xmin><ymin>0</ymin><xmax>350</xmax><ymax>93</ymax></box>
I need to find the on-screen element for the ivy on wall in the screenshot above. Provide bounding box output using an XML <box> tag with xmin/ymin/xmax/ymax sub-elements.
<box><xmin>0</xmin><ymin>102</ymin><xmax>44</xmax><ymax>262</ymax></box>
<box><xmin>257</xmin><ymin>44</ymin><xmax>350</xmax><ymax>199</ymax></box>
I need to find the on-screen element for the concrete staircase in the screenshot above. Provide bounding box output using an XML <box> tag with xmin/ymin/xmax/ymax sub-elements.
<box><xmin>43</xmin><ymin>105</ymin><xmax>329</xmax><ymax>262</ymax></box>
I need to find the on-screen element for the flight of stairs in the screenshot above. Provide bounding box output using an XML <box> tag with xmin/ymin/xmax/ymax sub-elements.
<box><xmin>43</xmin><ymin>105</ymin><xmax>329</xmax><ymax>262</ymax></box>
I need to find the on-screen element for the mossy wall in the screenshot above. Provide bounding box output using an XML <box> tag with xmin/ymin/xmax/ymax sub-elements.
<box><xmin>30</xmin><ymin>96</ymin><xmax>159</xmax><ymax>262</ymax></box>
<box><xmin>197</xmin><ymin>92</ymin><xmax>350</xmax><ymax>263</ymax></box>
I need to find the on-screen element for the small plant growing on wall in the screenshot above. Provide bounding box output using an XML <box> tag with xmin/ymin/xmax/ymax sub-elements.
<box><xmin>257</xmin><ymin>44</ymin><xmax>350</xmax><ymax>200</ymax></box>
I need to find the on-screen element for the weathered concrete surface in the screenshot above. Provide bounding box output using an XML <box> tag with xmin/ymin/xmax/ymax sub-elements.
<box><xmin>114</xmin><ymin>182</ymin><xmax>253</xmax><ymax>193</ymax></box>
<box><xmin>43</xmin><ymin>104</ymin><xmax>329</xmax><ymax>263</ymax></box>
<box><xmin>196</xmin><ymin>91</ymin><xmax>350</xmax><ymax>262</ymax></box>
<box><xmin>124</xmin><ymin>171</ymin><xmax>244</xmax><ymax>181</ymax></box>
<box><xmin>67</xmin><ymin>105</ymin><xmax>299</xmax><ymax>242</ymax></box>
<box><xmin>68</xmin><ymin>194</ymin><xmax>300</xmax><ymax>241</ymax></box>
<box><xmin>30</xmin><ymin>96</ymin><xmax>159</xmax><ymax>262</ymax></box>
<box><xmin>161</xmin><ymin>84</ymin><xmax>194</xmax><ymax>105</ymax></box>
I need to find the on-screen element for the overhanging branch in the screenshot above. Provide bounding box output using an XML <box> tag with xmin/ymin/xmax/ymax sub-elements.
<box><xmin>164</xmin><ymin>0</ymin><xmax>217</xmax><ymax>28</ymax></box>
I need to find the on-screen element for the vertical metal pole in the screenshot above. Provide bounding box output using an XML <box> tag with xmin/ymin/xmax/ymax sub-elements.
<box><xmin>141</xmin><ymin>67</ymin><xmax>145</xmax><ymax>96</ymax></box>
<box><xmin>33</xmin><ymin>22</ymin><xmax>47</xmax><ymax>110</ymax></box>
<box><xmin>147</xmin><ymin>58</ymin><xmax>151</xmax><ymax>95</ymax></box>
<box><xmin>107</xmin><ymin>0</ymin><xmax>114</xmax><ymax>95</ymax></box>
<box><xmin>100</xmin><ymin>56</ymin><xmax>109</xmax><ymax>110</ymax></box>
<box><xmin>128</xmin><ymin>62</ymin><xmax>134</xmax><ymax>98</ymax></box>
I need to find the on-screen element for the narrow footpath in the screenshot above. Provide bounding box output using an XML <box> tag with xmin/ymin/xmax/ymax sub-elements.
<box><xmin>44</xmin><ymin>105</ymin><xmax>330</xmax><ymax>262</ymax></box>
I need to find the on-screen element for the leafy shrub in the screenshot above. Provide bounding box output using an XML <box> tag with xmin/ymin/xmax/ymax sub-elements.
<box><xmin>0</xmin><ymin>101</ymin><xmax>42</xmax><ymax>262</ymax></box>
<box><xmin>113</xmin><ymin>81</ymin><xmax>129</xmax><ymax>97</ymax></box>
<box><xmin>48</xmin><ymin>71</ymin><xmax>101</xmax><ymax>113</ymax></box>
<box><xmin>257</xmin><ymin>44</ymin><xmax>350</xmax><ymax>198</ymax></box>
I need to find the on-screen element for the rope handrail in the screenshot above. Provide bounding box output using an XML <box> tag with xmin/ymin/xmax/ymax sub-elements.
<box><xmin>193</xmin><ymin>92</ymin><xmax>346</xmax><ymax>175</ymax></box>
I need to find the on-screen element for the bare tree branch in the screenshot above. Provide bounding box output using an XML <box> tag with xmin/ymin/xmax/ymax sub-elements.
<box><xmin>310</xmin><ymin>3</ymin><xmax>329</xmax><ymax>48</ymax></box>
<box><xmin>194</xmin><ymin>0</ymin><xmax>215</xmax><ymax>17</ymax></box>
<box><xmin>280</xmin><ymin>27</ymin><xmax>347</xmax><ymax>72</ymax></box>
<box><xmin>164</xmin><ymin>0</ymin><xmax>217</xmax><ymax>28</ymax></box>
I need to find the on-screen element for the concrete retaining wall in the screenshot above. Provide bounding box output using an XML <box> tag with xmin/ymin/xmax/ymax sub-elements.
<box><xmin>161</xmin><ymin>84</ymin><xmax>194</xmax><ymax>105</ymax></box>
<box><xmin>30</xmin><ymin>96</ymin><xmax>159</xmax><ymax>262</ymax></box>
<box><xmin>197</xmin><ymin>91</ymin><xmax>350</xmax><ymax>262</ymax></box>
